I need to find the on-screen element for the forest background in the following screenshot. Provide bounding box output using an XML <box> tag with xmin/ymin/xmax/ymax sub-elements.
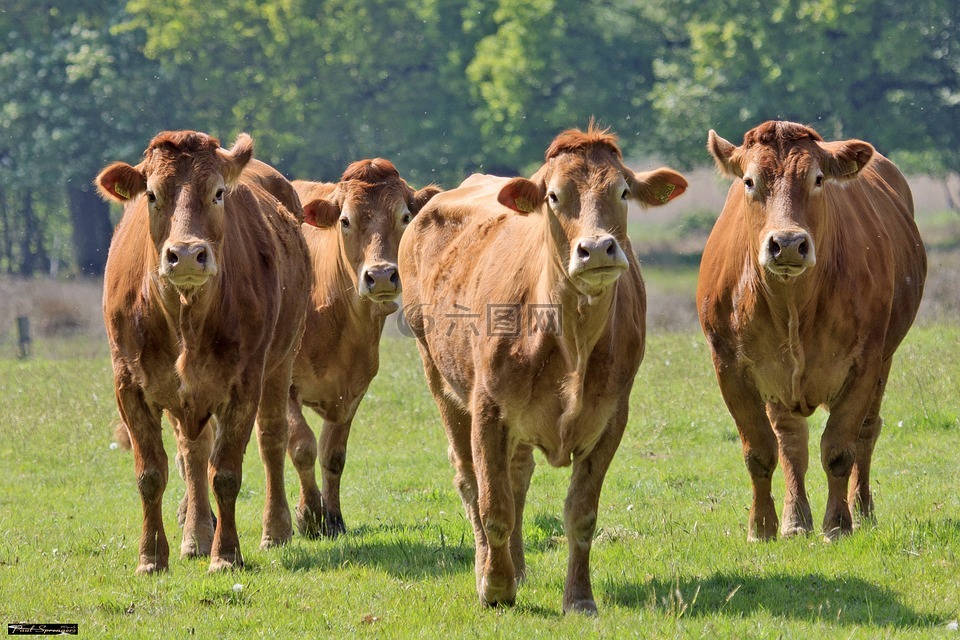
<box><xmin>1</xmin><ymin>0</ymin><xmax>958</xmax><ymax>277</ymax></box>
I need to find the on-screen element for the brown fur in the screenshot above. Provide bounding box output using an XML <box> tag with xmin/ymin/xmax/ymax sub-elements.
<box><xmin>97</xmin><ymin>131</ymin><xmax>311</xmax><ymax>574</ymax></box>
<box><xmin>698</xmin><ymin>120</ymin><xmax>927</xmax><ymax>542</ymax></box>
<box><xmin>399</xmin><ymin>126</ymin><xmax>687</xmax><ymax>614</ymax></box>
<box><xmin>284</xmin><ymin>161</ymin><xmax>440</xmax><ymax>537</ymax></box>
<box><xmin>241</xmin><ymin>159</ymin><xmax>303</xmax><ymax>223</ymax></box>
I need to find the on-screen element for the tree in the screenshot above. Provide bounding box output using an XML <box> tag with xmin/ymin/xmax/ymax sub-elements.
<box><xmin>121</xmin><ymin>0</ymin><xmax>485</xmax><ymax>186</ymax></box>
<box><xmin>651</xmin><ymin>0</ymin><xmax>960</xmax><ymax>172</ymax></box>
<box><xmin>466</xmin><ymin>0</ymin><xmax>670</xmax><ymax>173</ymax></box>
<box><xmin>0</xmin><ymin>1</ymin><xmax>178</xmax><ymax>275</ymax></box>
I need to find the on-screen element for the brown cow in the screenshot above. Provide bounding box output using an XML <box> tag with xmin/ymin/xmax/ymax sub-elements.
<box><xmin>697</xmin><ymin>121</ymin><xmax>926</xmax><ymax>541</ymax></box>
<box><xmin>97</xmin><ymin>131</ymin><xmax>311</xmax><ymax>573</ymax></box>
<box><xmin>284</xmin><ymin>159</ymin><xmax>440</xmax><ymax>537</ymax></box>
<box><xmin>398</xmin><ymin>125</ymin><xmax>687</xmax><ymax>613</ymax></box>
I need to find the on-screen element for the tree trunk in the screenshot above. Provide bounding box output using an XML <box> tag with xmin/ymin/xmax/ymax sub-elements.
<box><xmin>20</xmin><ymin>190</ymin><xmax>48</xmax><ymax>276</ymax></box>
<box><xmin>67</xmin><ymin>181</ymin><xmax>112</xmax><ymax>276</ymax></box>
<box><xmin>0</xmin><ymin>187</ymin><xmax>12</xmax><ymax>274</ymax></box>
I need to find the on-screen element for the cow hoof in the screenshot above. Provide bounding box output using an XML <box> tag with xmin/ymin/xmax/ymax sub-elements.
<box><xmin>822</xmin><ymin>526</ymin><xmax>850</xmax><ymax>543</ymax></box>
<box><xmin>209</xmin><ymin>556</ymin><xmax>242</xmax><ymax>572</ymax></box>
<box><xmin>181</xmin><ymin>539</ymin><xmax>212</xmax><ymax>559</ymax></box>
<box><xmin>295</xmin><ymin>506</ymin><xmax>323</xmax><ymax>539</ymax></box>
<box><xmin>746</xmin><ymin>532</ymin><xmax>777</xmax><ymax>543</ymax></box>
<box><xmin>564</xmin><ymin>599</ymin><xmax>598</xmax><ymax>616</ymax></box>
<box><xmin>260</xmin><ymin>532</ymin><xmax>291</xmax><ymax>550</ymax></box>
<box><xmin>322</xmin><ymin>512</ymin><xmax>346</xmax><ymax>538</ymax></box>
<box><xmin>480</xmin><ymin>576</ymin><xmax>517</xmax><ymax>608</ymax></box>
<box><xmin>135</xmin><ymin>561</ymin><xmax>168</xmax><ymax>575</ymax></box>
<box><xmin>780</xmin><ymin>524</ymin><xmax>813</xmax><ymax>538</ymax></box>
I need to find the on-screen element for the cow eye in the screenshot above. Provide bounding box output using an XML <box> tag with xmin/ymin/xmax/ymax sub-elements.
<box><xmin>339</xmin><ymin>215</ymin><xmax>351</xmax><ymax>229</ymax></box>
<box><xmin>214</xmin><ymin>188</ymin><xmax>224</xmax><ymax>203</ymax></box>
<box><xmin>146</xmin><ymin>190</ymin><xmax>157</xmax><ymax>204</ymax></box>
<box><xmin>743</xmin><ymin>177</ymin><xmax>755</xmax><ymax>190</ymax></box>
<box><xmin>548</xmin><ymin>191</ymin><xmax>559</xmax><ymax>204</ymax></box>
<box><xmin>401</xmin><ymin>212</ymin><xmax>412</xmax><ymax>225</ymax></box>
<box><xmin>814</xmin><ymin>174</ymin><xmax>824</xmax><ymax>187</ymax></box>
<box><xmin>621</xmin><ymin>188</ymin><xmax>630</xmax><ymax>200</ymax></box>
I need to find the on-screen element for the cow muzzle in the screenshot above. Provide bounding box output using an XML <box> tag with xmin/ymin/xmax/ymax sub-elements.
<box><xmin>568</xmin><ymin>234</ymin><xmax>628</xmax><ymax>292</ymax></box>
<box><xmin>359</xmin><ymin>262</ymin><xmax>401</xmax><ymax>306</ymax></box>
<box><xmin>160</xmin><ymin>241</ymin><xmax>218</xmax><ymax>287</ymax></box>
<box><xmin>760</xmin><ymin>229</ymin><xmax>816</xmax><ymax>277</ymax></box>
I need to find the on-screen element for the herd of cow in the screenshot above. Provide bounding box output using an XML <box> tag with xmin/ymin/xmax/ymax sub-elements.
<box><xmin>94</xmin><ymin>120</ymin><xmax>926</xmax><ymax>615</ymax></box>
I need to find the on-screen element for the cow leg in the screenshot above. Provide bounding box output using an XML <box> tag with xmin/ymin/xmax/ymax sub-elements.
<box><xmin>820</xmin><ymin>359</ymin><xmax>882</xmax><ymax>541</ymax></box>
<box><xmin>471</xmin><ymin>391</ymin><xmax>517</xmax><ymax>607</ymax></box>
<box><xmin>116</xmin><ymin>383</ymin><xmax>169</xmax><ymax>574</ymax></box>
<box><xmin>316</xmin><ymin>416</ymin><xmax>355</xmax><ymax>537</ymax></box>
<box><xmin>849</xmin><ymin>358</ymin><xmax>892</xmax><ymax>526</ymax></box>
<box><xmin>561</xmin><ymin>401</ymin><xmax>627</xmax><ymax>615</ymax></box>
<box><xmin>509</xmin><ymin>443</ymin><xmax>535</xmax><ymax>582</ymax></box>
<box><xmin>716</xmin><ymin>366</ymin><xmax>779</xmax><ymax>540</ymax></box>
<box><xmin>208</xmin><ymin>400</ymin><xmax>257</xmax><ymax>572</ymax></box>
<box><xmin>768</xmin><ymin>404</ymin><xmax>813</xmax><ymax>537</ymax></box>
<box><xmin>429</xmin><ymin>377</ymin><xmax>486</xmax><ymax>599</ymax></box>
<box><xmin>286</xmin><ymin>388</ymin><xmax>324</xmax><ymax>538</ymax></box>
<box><xmin>256</xmin><ymin>371</ymin><xmax>293</xmax><ymax>549</ymax></box>
<box><xmin>420</xmin><ymin>354</ymin><xmax>496</xmax><ymax>603</ymax></box>
<box><xmin>173</xmin><ymin>415</ymin><xmax>215</xmax><ymax>558</ymax></box>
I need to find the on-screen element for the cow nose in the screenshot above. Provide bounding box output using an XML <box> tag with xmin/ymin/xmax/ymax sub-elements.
<box><xmin>575</xmin><ymin>235</ymin><xmax>619</xmax><ymax>263</ymax></box>
<box><xmin>767</xmin><ymin>230</ymin><xmax>813</xmax><ymax>264</ymax></box>
<box><xmin>360</xmin><ymin>263</ymin><xmax>400</xmax><ymax>298</ymax></box>
<box><xmin>163</xmin><ymin>242</ymin><xmax>213</xmax><ymax>273</ymax></box>
<box><xmin>569</xmin><ymin>234</ymin><xmax>628</xmax><ymax>290</ymax></box>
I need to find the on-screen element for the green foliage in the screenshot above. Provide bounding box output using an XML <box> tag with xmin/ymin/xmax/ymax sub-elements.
<box><xmin>651</xmin><ymin>0</ymin><xmax>960</xmax><ymax>168</ymax></box>
<box><xmin>467</xmin><ymin>0</ymin><xmax>667</xmax><ymax>172</ymax></box>
<box><xmin>1</xmin><ymin>328</ymin><xmax>958</xmax><ymax>635</ymax></box>
<box><xmin>2</xmin><ymin>0</ymin><xmax>959</xmax><ymax>272</ymax></box>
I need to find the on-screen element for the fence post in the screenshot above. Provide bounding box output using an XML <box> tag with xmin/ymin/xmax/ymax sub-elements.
<box><xmin>16</xmin><ymin>316</ymin><xmax>31</xmax><ymax>359</ymax></box>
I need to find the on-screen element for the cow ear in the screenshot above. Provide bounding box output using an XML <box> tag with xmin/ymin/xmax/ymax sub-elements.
<box><xmin>498</xmin><ymin>177</ymin><xmax>544</xmax><ymax>214</ymax></box>
<box><xmin>95</xmin><ymin>162</ymin><xmax>147</xmax><ymax>203</ymax></box>
<box><xmin>821</xmin><ymin>140</ymin><xmax>874</xmax><ymax>180</ymax></box>
<box><xmin>218</xmin><ymin>133</ymin><xmax>254</xmax><ymax>186</ymax></box>
<box><xmin>630</xmin><ymin>167</ymin><xmax>688</xmax><ymax>207</ymax></box>
<box><xmin>409</xmin><ymin>185</ymin><xmax>442</xmax><ymax>214</ymax></box>
<box><xmin>302</xmin><ymin>198</ymin><xmax>340</xmax><ymax>228</ymax></box>
<box><xmin>708</xmin><ymin>130</ymin><xmax>744</xmax><ymax>179</ymax></box>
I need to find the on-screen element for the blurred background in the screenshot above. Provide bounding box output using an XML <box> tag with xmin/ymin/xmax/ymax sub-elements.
<box><xmin>1</xmin><ymin>0</ymin><xmax>958</xmax><ymax>355</ymax></box>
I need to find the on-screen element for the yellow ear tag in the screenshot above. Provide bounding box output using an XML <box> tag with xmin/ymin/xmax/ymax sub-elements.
<box><xmin>115</xmin><ymin>185</ymin><xmax>129</xmax><ymax>199</ymax></box>
<box><xmin>658</xmin><ymin>184</ymin><xmax>676</xmax><ymax>204</ymax></box>
<box><xmin>514</xmin><ymin>197</ymin><xmax>534</xmax><ymax>213</ymax></box>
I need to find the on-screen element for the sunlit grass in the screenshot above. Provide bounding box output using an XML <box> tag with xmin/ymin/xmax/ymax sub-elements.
<box><xmin>1</xmin><ymin>327</ymin><xmax>957</xmax><ymax>637</ymax></box>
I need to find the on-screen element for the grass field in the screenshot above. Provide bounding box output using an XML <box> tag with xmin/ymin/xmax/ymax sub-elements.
<box><xmin>1</xmin><ymin>325</ymin><xmax>958</xmax><ymax>638</ymax></box>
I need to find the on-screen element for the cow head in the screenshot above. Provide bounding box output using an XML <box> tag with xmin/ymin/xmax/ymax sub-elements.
<box><xmin>497</xmin><ymin>125</ymin><xmax>686</xmax><ymax>297</ymax></box>
<box><xmin>96</xmin><ymin>131</ymin><xmax>254</xmax><ymax>291</ymax></box>
<box><xmin>302</xmin><ymin>159</ymin><xmax>440</xmax><ymax>311</ymax></box>
<box><xmin>709</xmin><ymin>120</ymin><xmax>874</xmax><ymax>279</ymax></box>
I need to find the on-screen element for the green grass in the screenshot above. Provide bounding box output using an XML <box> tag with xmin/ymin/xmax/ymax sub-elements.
<box><xmin>1</xmin><ymin>327</ymin><xmax>958</xmax><ymax>638</ymax></box>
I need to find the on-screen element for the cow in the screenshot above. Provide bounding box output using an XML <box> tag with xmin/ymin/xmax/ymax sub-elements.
<box><xmin>96</xmin><ymin>130</ymin><xmax>311</xmax><ymax>573</ymax></box>
<box><xmin>398</xmin><ymin>124</ymin><xmax>687</xmax><ymax>614</ymax></box>
<box><xmin>697</xmin><ymin>120</ymin><xmax>926</xmax><ymax>542</ymax></box>
<box><xmin>284</xmin><ymin>159</ymin><xmax>440</xmax><ymax>537</ymax></box>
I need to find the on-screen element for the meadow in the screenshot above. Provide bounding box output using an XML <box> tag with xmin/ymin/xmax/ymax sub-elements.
<box><xmin>1</xmin><ymin>323</ymin><xmax>958</xmax><ymax>638</ymax></box>
<box><xmin>1</xmin><ymin>177</ymin><xmax>959</xmax><ymax>637</ymax></box>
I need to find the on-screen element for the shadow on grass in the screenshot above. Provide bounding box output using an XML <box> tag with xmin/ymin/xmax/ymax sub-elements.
<box><xmin>277</xmin><ymin>523</ymin><xmax>472</xmax><ymax>578</ymax></box>
<box><xmin>606</xmin><ymin>572</ymin><xmax>942</xmax><ymax>628</ymax></box>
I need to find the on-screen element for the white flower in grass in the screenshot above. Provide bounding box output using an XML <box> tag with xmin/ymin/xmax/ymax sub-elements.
<box><xmin>232</xmin><ymin>583</ymin><xmax>243</xmax><ymax>593</ymax></box>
